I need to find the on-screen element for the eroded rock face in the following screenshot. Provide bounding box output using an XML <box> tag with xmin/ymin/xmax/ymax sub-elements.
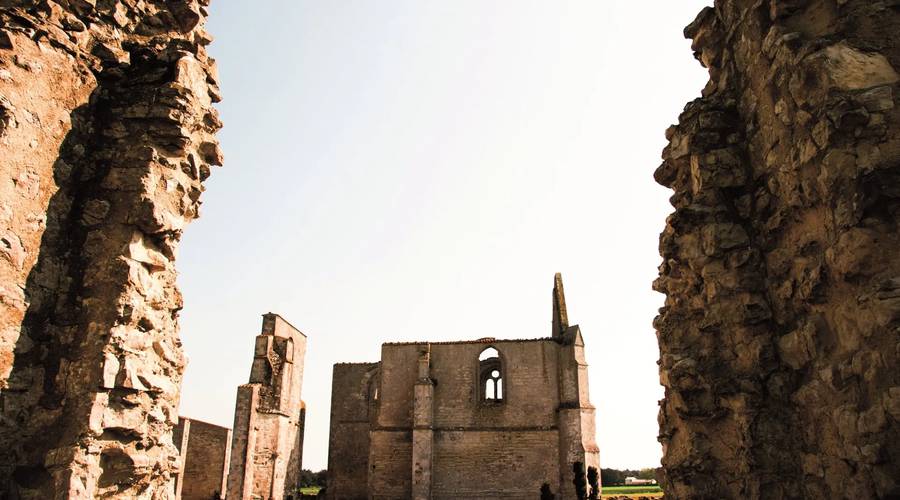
<box><xmin>0</xmin><ymin>1</ymin><xmax>220</xmax><ymax>498</ymax></box>
<box><xmin>655</xmin><ymin>1</ymin><xmax>900</xmax><ymax>498</ymax></box>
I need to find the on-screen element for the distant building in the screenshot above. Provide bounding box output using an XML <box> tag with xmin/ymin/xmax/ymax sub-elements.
<box><xmin>326</xmin><ymin>274</ymin><xmax>600</xmax><ymax>499</ymax></box>
<box><xmin>625</xmin><ymin>476</ymin><xmax>656</xmax><ymax>486</ymax></box>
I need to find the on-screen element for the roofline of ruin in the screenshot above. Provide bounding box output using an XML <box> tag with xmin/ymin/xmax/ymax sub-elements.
<box><xmin>380</xmin><ymin>336</ymin><xmax>564</xmax><ymax>346</ymax></box>
<box><xmin>264</xmin><ymin>311</ymin><xmax>307</xmax><ymax>338</ymax></box>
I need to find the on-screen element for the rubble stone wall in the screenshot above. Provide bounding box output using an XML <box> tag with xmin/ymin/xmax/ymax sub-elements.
<box><xmin>326</xmin><ymin>362</ymin><xmax>377</xmax><ymax>500</ymax></box>
<box><xmin>227</xmin><ymin>313</ymin><xmax>307</xmax><ymax>500</ymax></box>
<box><xmin>329</xmin><ymin>335</ymin><xmax>597</xmax><ymax>499</ymax></box>
<box><xmin>370</xmin><ymin>340</ymin><xmax>574</xmax><ymax>499</ymax></box>
<box><xmin>655</xmin><ymin>1</ymin><xmax>900</xmax><ymax>498</ymax></box>
<box><xmin>173</xmin><ymin>417</ymin><xmax>230</xmax><ymax>500</ymax></box>
<box><xmin>0</xmin><ymin>1</ymin><xmax>221</xmax><ymax>498</ymax></box>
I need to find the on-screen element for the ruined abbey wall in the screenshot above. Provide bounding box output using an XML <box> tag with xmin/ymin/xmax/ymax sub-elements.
<box><xmin>173</xmin><ymin>417</ymin><xmax>231</xmax><ymax>500</ymax></box>
<box><xmin>372</xmin><ymin>341</ymin><xmax>570</xmax><ymax>500</ymax></box>
<box><xmin>327</xmin><ymin>362</ymin><xmax>377</xmax><ymax>500</ymax></box>
<box><xmin>227</xmin><ymin>313</ymin><xmax>307</xmax><ymax>500</ymax></box>
<box><xmin>0</xmin><ymin>1</ymin><xmax>221</xmax><ymax>498</ymax></box>
<box><xmin>328</xmin><ymin>277</ymin><xmax>598</xmax><ymax>500</ymax></box>
<box><xmin>655</xmin><ymin>1</ymin><xmax>900</xmax><ymax>498</ymax></box>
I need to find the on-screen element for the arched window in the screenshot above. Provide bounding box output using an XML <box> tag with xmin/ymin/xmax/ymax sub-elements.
<box><xmin>478</xmin><ymin>347</ymin><xmax>503</xmax><ymax>403</ymax></box>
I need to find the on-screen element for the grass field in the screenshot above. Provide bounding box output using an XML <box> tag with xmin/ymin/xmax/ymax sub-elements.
<box><xmin>297</xmin><ymin>484</ymin><xmax>662</xmax><ymax>497</ymax></box>
<box><xmin>601</xmin><ymin>485</ymin><xmax>663</xmax><ymax>497</ymax></box>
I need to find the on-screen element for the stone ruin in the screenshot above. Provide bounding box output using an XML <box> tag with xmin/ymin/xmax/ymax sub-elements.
<box><xmin>172</xmin><ymin>313</ymin><xmax>307</xmax><ymax>500</ymax></box>
<box><xmin>326</xmin><ymin>274</ymin><xmax>599</xmax><ymax>500</ymax></box>
<box><xmin>173</xmin><ymin>416</ymin><xmax>230</xmax><ymax>500</ymax></box>
<box><xmin>226</xmin><ymin>313</ymin><xmax>307</xmax><ymax>500</ymax></box>
<box><xmin>0</xmin><ymin>1</ymin><xmax>221</xmax><ymax>498</ymax></box>
<box><xmin>654</xmin><ymin>0</ymin><xmax>900</xmax><ymax>498</ymax></box>
<box><xmin>0</xmin><ymin>0</ymin><xmax>898</xmax><ymax>499</ymax></box>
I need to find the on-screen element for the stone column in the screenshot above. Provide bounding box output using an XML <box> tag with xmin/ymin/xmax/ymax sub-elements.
<box><xmin>220</xmin><ymin>428</ymin><xmax>233</xmax><ymax>500</ymax></box>
<box><xmin>556</xmin><ymin>327</ymin><xmax>600</xmax><ymax>499</ymax></box>
<box><xmin>411</xmin><ymin>348</ymin><xmax>434</xmax><ymax>500</ymax></box>
<box><xmin>227</xmin><ymin>384</ymin><xmax>260</xmax><ymax>499</ymax></box>
<box><xmin>551</xmin><ymin>275</ymin><xmax>600</xmax><ymax>498</ymax></box>
<box><xmin>226</xmin><ymin>313</ymin><xmax>307</xmax><ymax>500</ymax></box>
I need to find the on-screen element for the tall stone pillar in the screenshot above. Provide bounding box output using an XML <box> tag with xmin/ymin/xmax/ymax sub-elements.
<box><xmin>411</xmin><ymin>348</ymin><xmax>434</xmax><ymax>500</ymax></box>
<box><xmin>0</xmin><ymin>2</ymin><xmax>222</xmax><ymax>498</ymax></box>
<box><xmin>554</xmin><ymin>275</ymin><xmax>600</xmax><ymax>498</ymax></box>
<box><xmin>227</xmin><ymin>313</ymin><xmax>307</xmax><ymax>500</ymax></box>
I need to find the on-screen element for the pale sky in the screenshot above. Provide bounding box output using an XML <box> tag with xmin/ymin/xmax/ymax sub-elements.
<box><xmin>178</xmin><ymin>1</ymin><xmax>712</xmax><ymax>471</ymax></box>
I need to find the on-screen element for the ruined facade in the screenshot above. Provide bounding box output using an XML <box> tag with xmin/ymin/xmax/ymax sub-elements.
<box><xmin>655</xmin><ymin>1</ymin><xmax>900</xmax><ymax>498</ymax></box>
<box><xmin>172</xmin><ymin>313</ymin><xmax>307</xmax><ymax>500</ymax></box>
<box><xmin>227</xmin><ymin>313</ymin><xmax>307</xmax><ymax>500</ymax></box>
<box><xmin>327</xmin><ymin>274</ymin><xmax>599</xmax><ymax>500</ymax></box>
<box><xmin>0</xmin><ymin>1</ymin><xmax>221</xmax><ymax>498</ymax></box>
<box><xmin>173</xmin><ymin>417</ymin><xmax>231</xmax><ymax>500</ymax></box>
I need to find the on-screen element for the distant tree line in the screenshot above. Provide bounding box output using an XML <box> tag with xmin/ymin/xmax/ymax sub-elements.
<box><xmin>299</xmin><ymin>469</ymin><xmax>327</xmax><ymax>488</ymax></box>
<box><xmin>600</xmin><ymin>467</ymin><xmax>656</xmax><ymax>486</ymax></box>
<box><xmin>541</xmin><ymin>463</ymin><xmax>656</xmax><ymax>498</ymax></box>
<box><xmin>542</xmin><ymin>462</ymin><xmax>599</xmax><ymax>500</ymax></box>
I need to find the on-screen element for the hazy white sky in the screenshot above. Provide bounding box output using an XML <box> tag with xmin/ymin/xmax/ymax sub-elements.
<box><xmin>179</xmin><ymin>1</ymin><xmax>712</xmax><ymax>471</ymax></box>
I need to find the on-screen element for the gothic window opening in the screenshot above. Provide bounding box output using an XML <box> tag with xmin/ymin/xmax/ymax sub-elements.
<box><xmin>485</xmin><ymin>369</ymin><xmax>503</xmax><ymax>399</ymax></box>
<box><xmin>478</xmin><ymin>347</ymin><xmax>504</xmax><ymax>403</ymax></box>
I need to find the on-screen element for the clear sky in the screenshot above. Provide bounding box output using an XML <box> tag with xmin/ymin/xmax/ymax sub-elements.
<box><xmin>178</xmin><ymin>1</ymin><xmax>712</xmax><ymax>471</ymax></box>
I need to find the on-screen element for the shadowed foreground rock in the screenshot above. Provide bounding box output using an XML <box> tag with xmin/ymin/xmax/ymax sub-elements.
<box><xmin>655</xmin><ymin>1</ymin><xmax>900</xmax><ymax>498</ymax></box>
<box><xmin>0</xmin><ymin>1</ymin><xmax>221</xmax><ymax>498</ymax></box>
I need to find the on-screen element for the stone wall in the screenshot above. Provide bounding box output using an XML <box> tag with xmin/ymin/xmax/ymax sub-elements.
<box><xmin>173</xmin><ymin>417</ymin><xmax>230</xmax><ymax>500</ymax></box>
<box><xmin>227</xmin><ymin>313</ymin><xmax>307</xmax><ymax>500</ymax></box>
<box><xmin>367</xmin><ymin>340</ymin><xmax>587</xmax><ymax>499</ymax></box>
<box><xmin>0</xmin><ymin>1</ymin><xmax>220</xmax><ymax>498</ymax></box>
<box><xmin>328</xmin><ymin>277</ymin><xmax>599</xmax><ymax>500</ymax></box>
<box><xmin>430</xmin><ymin>429</ymin><xmax>560</xmax><ymax>500</ymax></box>
<box><xmin>326</xmin><ymin>362</ymin><xmax>378</xmax><ymax>500</ymax></box>
<box><xmin>655</xmin><ymin>1</ymin><xmax>900</xmax><ymax>498</ymax></box>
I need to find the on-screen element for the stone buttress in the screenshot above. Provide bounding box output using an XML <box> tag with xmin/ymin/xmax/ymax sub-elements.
<box><xmin>411</xmin><ymin>348</ymin><xmax>435</xmax><ymax>500</ymax></box>
<box><xmin>553</xmin><ymin>273</ymin><xmax>600</xmax><ymax>499</ymax></box>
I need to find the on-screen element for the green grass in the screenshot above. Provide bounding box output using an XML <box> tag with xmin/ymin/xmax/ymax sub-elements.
<box><xmin>602</xmin><ymin>485</ymin><xmax>663</xmax><ymax>496</ymax></box>
<box><xmin>298</xmin><ymin>484</ymin><xmax>658</xmax><ymax>498</ymax></box>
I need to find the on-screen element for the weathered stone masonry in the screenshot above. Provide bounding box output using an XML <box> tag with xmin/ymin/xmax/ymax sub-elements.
<box><xmin>327</xmin><ymin>274</ymin><xmax>599</xmax><ymax>500</ymax></box>
<box><xmin>0</xmin><ymin>1</ymin><xmax>221</xmax><ymax>498</ymax></box>
<box><xmin>655</xmin><ymin>1</ymin><xmax>900</xmax><ymax>498</ymax></box>
<box><xmin>174</xmin><ymin>313</ymin><xmax>307</xmax><ymax>500</ymax></box>
<box><xmin>173</xmin><ymin>417</ymin><xmax>230</xmax><ymax>500</ymax></box>
<box><xmin>227</xmin><ymin>313</ymin><xmax>307</xmax><ymax>500</ymax></box>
